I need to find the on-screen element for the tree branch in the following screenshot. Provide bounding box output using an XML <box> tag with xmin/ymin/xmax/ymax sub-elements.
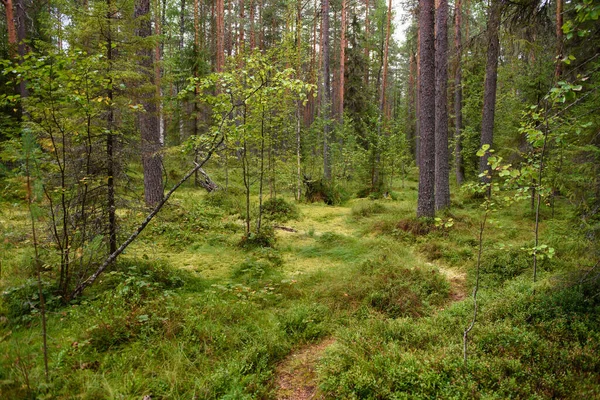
<box><xmin>70</xmin><ymin>133</ymin><xmax>225</xmax><ymax>299</ymax></box>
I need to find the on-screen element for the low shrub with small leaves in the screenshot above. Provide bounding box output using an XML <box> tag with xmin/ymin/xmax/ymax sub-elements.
<box><xmin>261</xmin><ymin>197</ymin><xmax>300</xmax><ymax>223</ymax></box>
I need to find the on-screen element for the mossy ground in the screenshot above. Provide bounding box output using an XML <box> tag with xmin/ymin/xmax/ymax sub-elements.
<box><xmin>0</xmin><ymin>175</ymin><xmax>598</xmax><ymax>399</ymax></box>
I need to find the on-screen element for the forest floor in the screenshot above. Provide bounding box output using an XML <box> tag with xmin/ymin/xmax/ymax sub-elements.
<box><xmin>1</xmin><ymin>178</ymin><xmax>598</xmax><ymax>399</ymax></box>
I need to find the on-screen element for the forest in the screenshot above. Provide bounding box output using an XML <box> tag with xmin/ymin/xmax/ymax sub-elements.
<box><xmin>0</xmin><ymin>0</ymin><xmax>598</xmax><ymax>398</ymax></box>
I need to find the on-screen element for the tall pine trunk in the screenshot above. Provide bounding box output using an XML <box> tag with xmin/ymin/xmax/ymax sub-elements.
<box><xmin>216</xmin><ymin>0</ymin><xmax>225</xmax><ymax>72</ymax></box>
<box><xmin>454</xmin><ymin>0</ymin><xmax>465</xmax><ymax>185</ymax></box>
<box><xmin>321</xmin><ymin>0</ymin><xmax>331</xmax><ymax>180</ymax></box>
<box><xmin>1</xmin><ymin>0</ymin><xmax>17</xmax><ymax>58</ymax></box>
<box><xmin>435</xmin><ymin>0</ymin><xmax>450</xmax><ymax>210</ymax></box>
<box><xmin>106</xmin><ymin>0</ymin><xmax>117</xmax><ymax>256</ymax></box>
<box><xmin>554</xmin><ymin>0</ymin><xmax>563</xmax><ymax>80</ymax></box>
<box><xmin>136</xmin><ymin>0</ymin><xmax>164</xmax><ymax>207</ymax></box>
<box><xmin>417</xmin><ymin>0</ymin><xmax>436</xmax><ymax>218</ymax></box>
<box><xmin>479</xmin><ymin>0</ymin><xmax>501</xmax><ymax>180</ymax></box>
<box><xmin>339</xmin><ymin>0</ymin><xmax>346</xmax><ymax>124</ymax></box>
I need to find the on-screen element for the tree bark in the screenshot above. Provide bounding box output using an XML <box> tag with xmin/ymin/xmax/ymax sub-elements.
<box><xmin>14</xmin><ymin>0</ymin><xmax>27</xmax><ymax>99</ymax></box>
<box><xmin>417</xmin><ymin>0</ymin><xmax>436</xmax><ymax>218</ymax></box>
<box><xmin>435</xmin><ymin>0</ymin><xmax>450</xmax><ymax>210</ymax></box>
<box><xmin>216</xmin><ymin>0</ymin><xmax>225</xmax><ymax>71</ymax></box>
<box><xmin>479</xmin><ymin>0</ymin><xmax>501</xmax><ymax>181</ymax></box>
<box><xmin>1</xmin><ymin>0</ymin><xmax>17</xmax><ymax>58</ymax></box>
<box><xmin>321</xmin><ymin>0</ymin><xmax>332</xmax><ymax>180</ymax></box>
<box><xmin>554</xmin><ymin>0</ymin><xmax>563</xmax><ymax>80</ymax></box>
<box><xmin>339</xmin><ymin>0</ymin><xmax>346</xmax><ymax>123</ymax></box>
<box><xmin>380</xmin><ymin>0</ymin><xmax>392</xmax><ymax>118</ymax></box>
<box><xmin>454</xmin><ymin>0</ymin><xmax>465</xmax><ymax>185</ymax></box>
<box><xmin>239</xmin><ymin>0</ymin><xmax>245</xmax><ymax>52</ymax></box>
<box><xmin>364</xmin><ymin>0</ymin><xmax>370</xmax><ymax>86</ymax></box>
<box><xmin>106</xmin><ymin>0</ymin><xmax>117</xmax><ymax>256</ymax></box>
<box><xmin>136</xmin><ymin>0</ymin><xmax>164</xmax><ymax>207</ymax></box>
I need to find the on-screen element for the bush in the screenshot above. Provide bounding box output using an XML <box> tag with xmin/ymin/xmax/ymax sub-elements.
<box><xmin>351</xmin><ymin>201</ymin><xmax>387</xmax><ymax>218</ymax></box>
<box><xmin>239</xmin><ymin>225</ymin><xmax>276</xmax><ymax>248</ymax></box>
<box><xmin>261</xmin><ymin>197</ymin><xmax>300</xmax><ymax>223</ymax></box>
<box><xmin>204</xmin><ymin>190</ymin><xmax>243</xmax><ymax>215</ymax></box>
<box><xmin>278</xmin><ymin>303</ymin><xmax>329</xmax><ymax>342</ymax></box>
<box><xmin>1</xmin><ymin>279</ymin><xmax>61</xmax><ymax>324</ymax></box>
<box><xmin>304</xmin><ymin>178</ymin><xmax>350</xmax><ymax>205</ymax></box>
<box><xmin>480</xmin><ymin>247</ymin><xmax>530</xmax><ymax>285</ymax></box>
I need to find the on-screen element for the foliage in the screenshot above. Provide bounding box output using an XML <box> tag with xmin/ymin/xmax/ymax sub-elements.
<box><xmin>261</xmin><ymin>197</ymin><xmax>300</xmax><ymax>223</ymax></box>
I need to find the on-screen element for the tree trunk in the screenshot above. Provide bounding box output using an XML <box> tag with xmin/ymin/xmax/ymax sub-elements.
<box><xmin>2</xmin><ymin>0</ymin><xmax>17</xmax><ymax>58</ymax></box>
<box><xmin>554</xmin><ymin>0</ymin><xmax>563</xmax><ymax>80</ymax></box>
<box><xmin>417</xmin><ymin>0</ymin><xmax>436</xmax><ymax>218</ymax></box>
<box><xmin>154</xmin><ymin>0</ymin><xmax>164</xmax><ymax>145</ymax></box>
<box><xmin>321</xmin><ymin>0</ymin><xmax>331</xmax><ymax>180</ymax></box>
<box><xmin>435</xmin><ymin>0</ymin><xmax>450</xmax><ymax>210</ymax></box>
<box><xmin>249</xmin><ymin>0</ymin><xmax>255</xmax><ymax>48</ymax></box>
<box><xmin>364</xmin><ymin>0</ymin><xmax>370</xmax><ymax>86</ymax></box>
<box><xmin>14</xmin><ymin>0</ymin><xmax>27</xmax><ymax>99</ymax></box>
<box><xmin>339</xmin><ymin>0</ymin><xmax>346</xmax><ymax>123</ymax></box>
<box><xmin>408</xmin><ymin>51</ymin><xmax>417</xmax><ymax>159</ymax></box>
<box><xmin>454</xmin><ymin>0</ymin><xmax>465</xmax><ymax>185</ymax></box>
<box><xmin>239</xmin><ymin>0</ymin><xmax>245</xmax><ymax>52</ymax></box>
<box><xmin>179</xmin><ymin>0</ymin><xmax>186</xmax><ymax>142</ymax></box>
<box><xmin>136</xmin><ymin>0</ymin><xmax>164</xmax><ymax>207</ymax></box>
<box><xmin>106</xmin><ymin>0</ymin><xmax>117</xmax><ymax>256</ymax></box>
<box><xmin>216</xmin><ymin>0</ymin><xmax>224</xmax><ymax>72</ymax></box>
<box><xmin>479</xmin><ymin>0</ymin><xmax>501</xmax><ymax>180</ymax></box>
<box><xmin>380</xmin><ymin>0</ymin><xmax>392</xmax><ymax>117</ymax></box>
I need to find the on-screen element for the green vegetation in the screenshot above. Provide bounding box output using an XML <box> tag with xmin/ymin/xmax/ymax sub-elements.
<box><xmin>1</xmin><ymin>177</ymin><xmax>598</xmax><ymax>398</ymax></box>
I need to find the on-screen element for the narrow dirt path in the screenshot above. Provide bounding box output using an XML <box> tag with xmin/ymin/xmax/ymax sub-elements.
<box><xmin>275</xmin><ymin>338</ymin><xmax>336</xmax><ymax>400</ymax></box>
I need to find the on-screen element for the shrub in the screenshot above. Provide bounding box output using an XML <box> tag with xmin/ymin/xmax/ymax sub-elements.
<box><xmin>261</xmin><ymin>197</ymin><xmax>300</xmax><ymax>223</ymax></box>
<box><xmin>278</xmin><ymin>303</ymin><xmax>329</xmax><ymax>342</ymax></box>
<box><xmin>351</xmin><ymin>201</ymin><xmax>387</xmax><ymax>218</ymax></box>
<box><xmin>304</xmin><ymin>178</ymin><xmax>350</xmax><ymax>205</ymax></box>
<box><xmin>239</xmin><ymin>225</ymin><xmax>276</xmax><ymax>249</ymax></box>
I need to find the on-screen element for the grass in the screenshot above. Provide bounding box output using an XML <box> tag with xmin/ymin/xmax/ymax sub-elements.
<box><xmin>0</xmin><ymin>175</ymin><xmax>598</xmax><ymax>399</ymax></box>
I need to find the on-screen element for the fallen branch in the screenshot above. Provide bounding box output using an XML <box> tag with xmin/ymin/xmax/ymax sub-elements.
<box><xmin>274</xmin><ymin>225</ymin><xmax>297</xmax><ymax>232</ymax></box>
<box><xmin>70</xmin><ymin>136</ymin><xmax>224</xmax><ymax>299</ymax></box>
<box><xmin>197</xmin><ymin>167</ymin><xmax>219</xmax><ymax>192</ymax></box>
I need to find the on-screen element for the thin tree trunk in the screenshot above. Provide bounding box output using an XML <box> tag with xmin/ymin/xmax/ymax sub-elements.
<box><xmin>479</xmin><ymin>0</ymin><xmax>501</xmax><ymax>180</ymax></box>
<box><xmin>321</xmin><ymin>0</ymin><xmax>331</xmax><ymax>180</ymax></box>
<box><xmin>435</xmin><ymin>0</ymin><xmax>450</xmax><ymax>210</ymax></box>
<box><xmin>408</xmin><ymin>52</ymin><xmax>417</xmax><ymax>159</ymax></box>
<box><xmin>554</xmin><ymin>0</ymin><xmax>563</xmax><ymax>80</ymax></box>
<box><xmin>417</xmin><ymin>0</ymin><xmax>436</xmax><ymax>218</ymax></box>
<box><xmin>364</xmin><ymin>0</ymin><xmax>370</xmax><ymax>86</ymax></box>
<box><xmin>2</xmin><ymin>0</ymin><xmax>17</xmax><ymax>58</ymax></box>
<box><xmin>15</xmin><ymin>0</ymin><xmax>28</xmax><ymax>99</ymax></box>
<box><xmin>454</xmin><ymin>0</ymin><xmax>465</xmax><ymax>185</ymax></box>
<box><xmin>239</xmin><ymin>0</ymin><xmax>245</xmax><ymax>52</ymax></box>
<box><xmin>179</xmin><ymin>0</ymin><xmax>186</xmax><ymax>142</ymax></box>
<box><xmin>339</xmin><ymin>0</ymin><xmax>346</xmax><ymax>123</ymax></box>
<box><xmin>136</xmin><ymin>0</ymin><xmax>164</xmax><ymax>207</ymax></box>
<box><xmin>25</xmin><ymin>136</ymin><xmax>49</xmax><ymax>382</ymax></box>
<box><xmin>154</xmin><ymin>0</ymin><xmax>164</xmax><ymax>145</ymax></box>
<box><xmin>217</xmin><ymin>0</ymin><xmax>224</xmax><ymax>71</ymax></box>
<box><xmin>106</xmin><ymin>0</ymin><xmax>117</xmax><ymax>256</ymax></box>
<box><xmin>380</xmin><ymin>0</ymin><xmax>392</xmax><ymax>117</ymax></box>
<box><xmin>249</xmin><ymin>0</ymin><xmax>255</xmax><ymax>48</ymax></box>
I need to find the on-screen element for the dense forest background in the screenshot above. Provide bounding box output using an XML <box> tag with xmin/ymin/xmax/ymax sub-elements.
<box><xmin>0</xmin><ymin>0</ymin><xmax>599</xmax><ymax>398</ymax></box>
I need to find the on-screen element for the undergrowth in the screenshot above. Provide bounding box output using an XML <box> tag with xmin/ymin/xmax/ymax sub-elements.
<box><xmin>0</xmin><ymin>182</ymin><xmax>598</xmax><ymax>399</ymax></box>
